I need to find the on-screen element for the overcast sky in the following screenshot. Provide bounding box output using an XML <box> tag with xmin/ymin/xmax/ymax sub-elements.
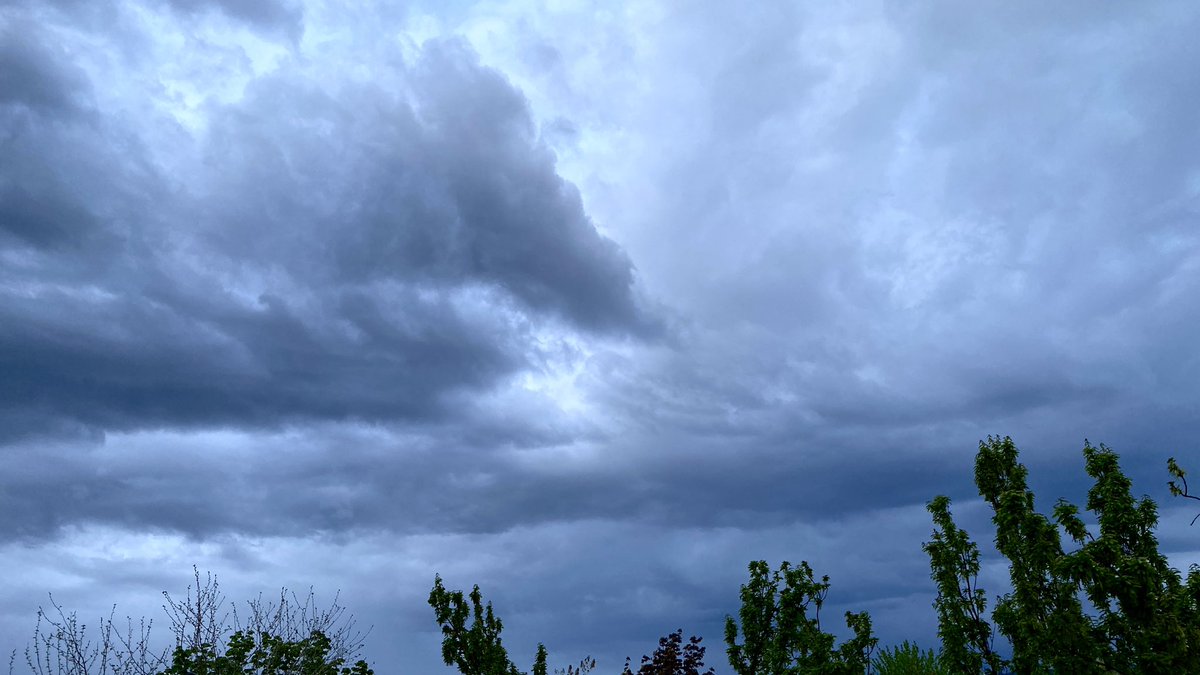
<box><xmin>2</xmin><ymin>1</ymin><xmax>1200</xmax><ymax>672</ymax></box>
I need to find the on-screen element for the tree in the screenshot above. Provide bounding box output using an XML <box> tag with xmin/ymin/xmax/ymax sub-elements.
<box><xmin>973</xmin><ymin>436</ymin><xmax>1100</xmax><ymax>673</ymax></box>
<box><xmin>428</xmin><ymin>575</ymin><xmax>546</xmax><ymax>675</ymax></box>
<box><xmin>724</xmin><ymin>560</ymin><xmax>876</xmax><ymax>675</ymax></box>
<box><xmin>233</xmin><ymin>586</ymin><xmax>368</xmax><ymax>665</ymax></box>
<box><xmin>928</xmin><ymin>437</ymin><xmax>1200</xmax><ymax>673</ymax></box>
<box><xmin>621</xmin><ymin>630</ymin><xmax>713</xmax><ymax>675</ymax></box>
<box><xmin>922</xmin><ymin>496</ymin><xmax>1003</xmax><ymax>674</ymax></box>
<box><xmin>1054</xmin><ymin>441</ymin><xmax>1200</xmax><ymax>672</ymax></box>
<box><xmin>157</xmin><ymin>630</ymin><xmax>372</xmax><ymax>675</ymax></box>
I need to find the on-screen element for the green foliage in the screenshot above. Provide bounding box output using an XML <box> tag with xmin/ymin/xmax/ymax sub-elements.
<box><xmin>928</xmin><ymin>437</ymin><xmax>1200</xmax><ymax>674</ymax></box>
<box><xmin>922</xmin><ymin>496</ymin><xmax>1003</xmax><ymax>673</ymax></box>
<box><xmin>621</xmin><ymin>630</ymin><xmax>713</xmax><ymax>675</ymax></box>
<box><xmin>428</xmin><ymin>575</ymin><xmax>546</xmax><ymax>675</ymax></box>
<box><xmin>870</xmin><ymin>641</ymin><xmax>948</xmax><ymax>675</ymax></box>
<box><xmin>532</xmin><ymin>644</ymin><xmax>548</xmax><ymax>675</ymax></box>
<box><xmin>157</xmin><ymin>630</ymin><xmax>372</xmax><ymax>675</ymax></box>
<box><xmin>1168</xmin><ymin>456</ymin><xmax>1200</xmax><ymax>526</ymax></box>
<box><xmin>1054</xmin><ymin>441</ymin><xmax>1200</xmax><ymax>672</ymax></box>
<box><xmin>973</xmin><ymin>436</ymin><xmax>1100</xmax><ymax>673</ymax></box>
<box><xmin>724</xmin><ymin>560</ymin><xmax>876</xmax><ymax>675</ymax></box>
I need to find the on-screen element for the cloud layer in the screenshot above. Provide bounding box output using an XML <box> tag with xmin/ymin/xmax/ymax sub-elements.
<box><xmin>3</xmin><ymin>1</ymin><xmax>1200</xmax><ymax>672</ymax></box>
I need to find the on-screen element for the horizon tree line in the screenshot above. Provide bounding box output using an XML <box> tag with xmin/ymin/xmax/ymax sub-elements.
<box><xmin>10</xmin><ymin>438</ymin><xmax>1200</xmax><ymax>674</ymax></box>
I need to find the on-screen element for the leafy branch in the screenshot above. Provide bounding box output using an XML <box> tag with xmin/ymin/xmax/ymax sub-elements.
<box><xmin>1168</xmin><ymin>457</ymin><xmax>1200</xmax><ymax>525</ymax></box>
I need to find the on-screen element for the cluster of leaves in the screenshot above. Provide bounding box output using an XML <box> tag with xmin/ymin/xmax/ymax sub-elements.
<box><xmin>620</xmin><ymin>630</ymin><xmax>712</xmax><ymax>675</ymax></box>
<box><xmin>869</xmin><ymin>641</ymin><xmax>948</xmax><ymax>675</ymax></box>
<box><xmin>159</xmin><ymin>630</ymin><xmax>372</xmax><ymax>675</ymax></box>
<box><xmin>428</xmin><ymin>574</ymin><xmax>548</xmax><ymax>675</ymax></box>
<box><xmin>724</xmin><ymin>560</ymin><xmax>875</xmax><ymax>674</ymax></box>
<box><xmin>922</xmin><ymin>495</ymin><xmax>1001</xmax><ymax>673</ymax></box>
<box><xmin>926</xmin><ymin>437</ymin><xmax>1200</xmax><ymax>673</ymax></box>
<box><xmin>1168</xmin><ymin>456</ymin><xmax>1200</xmax><ymax>525</ymax></box>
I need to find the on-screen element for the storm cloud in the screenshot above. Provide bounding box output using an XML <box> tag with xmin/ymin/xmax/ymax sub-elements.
<box><xmin>0</xmin><ymin>7</ymin><xmax>648</xmax><ymax>450</ymax></box>
<box><xmin>2</xmin><ymin>1</ymin><xmax>1200</xmax><ymax>673</ymax></box>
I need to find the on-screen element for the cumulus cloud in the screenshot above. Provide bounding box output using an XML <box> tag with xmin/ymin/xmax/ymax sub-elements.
<box><xmin>0</xmin><ymin>6</ymin><xmax>649</xmax><ymax>451</ymax></box>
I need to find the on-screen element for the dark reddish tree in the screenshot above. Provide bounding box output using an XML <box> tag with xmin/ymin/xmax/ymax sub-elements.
<box><xmin>621</xmin><ymin>629</ymin><xmax>714</xmax><ymax>675</ymax></box>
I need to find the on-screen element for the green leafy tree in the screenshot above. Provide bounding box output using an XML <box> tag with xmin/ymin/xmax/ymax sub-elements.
<box><xmin>922</xmin><ymin>496</ymin><xmax>1004</xmax><ymax>673</ymax></box>
<box><xmin>428</xmin><ymin>575</ymin><xmax>547</xmax><ymax>675</ymax></box>
<box><xmin>157</xmin><ymin>630</ymin><xmax>372</xmax><ymax>675</ymax></box>
<box><xmin>621</xmin><ymin>630</ymin><xmax>713</xmax><ymax>675</ymax></box>
<box><xmin>1054</xmin><ymin>442</ymin><xmax>1200</xmax><ymax>672</ymax></box>
<box><xmin>532</xmin><ymin>644</ymin><xmax>548</xmax><ymax>675</ymax></box>
<box><xmin>930</xmin><ymin>437</ymin><xmax>1200</xmax><ymax>673</ymax></box>
<box><xmin>836</xmin><ymin>611</ymin><xmax>876</xmax><ymax>674</ymax></box>
<box><xmin>870</xmin><ymin>641</ymin><xmax>948</xmax><ymax>675</ymax></box>
<box><xmin>973</xmin><ymin>436</ymin><xmax>1100</xmax><ymax>673</ymax></box>
<box><xmin>724</xmin><ymin>560</ymin><xmax>876</xmax><ymax>675</ymax></box>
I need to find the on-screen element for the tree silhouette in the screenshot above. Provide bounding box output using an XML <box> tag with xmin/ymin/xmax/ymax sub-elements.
<box><xmin>621</xmin><ymin>630</ymin><xmax>713</xmax><ymax>675</ymax></box>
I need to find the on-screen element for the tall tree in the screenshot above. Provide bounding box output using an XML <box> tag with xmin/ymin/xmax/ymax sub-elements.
<box><xmin>1055</xmin><ymin>442</ymin><xmax>1200</xmax><ymax>672</ymax></box>
<box><xmin>973</xmin><ymin>436</ymin><xmax>1100</xmax><ymax>673</ymax></box>
<box><xmin>922</xmin><ymin>496</ymin><xmax>1004</xmax><ymax>674</ymax></box>
<box><xmin>428</xmin><ymin>575</ymin><xmax>548</xmax><ymax>675</ymax></box>
<box><xmin>930</xmin><ymin>437</ymin><xmax>1200</xmax><ymax>673</ymax></box>
<box><xmin>724</xmin><ymin>560</ymin><xmax>875</xmax><ymax>675</ymax></box>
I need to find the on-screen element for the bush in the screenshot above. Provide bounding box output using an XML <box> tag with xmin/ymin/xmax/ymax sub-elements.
<box><xmin>871</xmin><ymin>641</ymin><xmax>948</xmax><ymax>675</ymax></box>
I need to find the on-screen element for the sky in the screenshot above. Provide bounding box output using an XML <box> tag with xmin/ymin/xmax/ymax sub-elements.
<box><xmin>2</xmin><ymin>0</ymin><xmax>1200</xmax><ymax>672</ymax></box>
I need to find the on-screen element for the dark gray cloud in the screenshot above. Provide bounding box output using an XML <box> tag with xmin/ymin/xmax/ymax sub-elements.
<box><xmin>0</xmin><ymin>23</ymin><xmax>90</xmax><ymax>116</ymax></box>
<box><xmin>0</xmin><ymin>23</ymin><xmax>110</xmax><ymax>252</ymax></box>
<box><xmin>196</xmin><ymin>40</ymin><xmax>645</xmax><ymax>333</ymax></box>
<box><xmin>0</xmin><ymin>16</ymin><xmax>648</xmax><ymax>447</ymax></box>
